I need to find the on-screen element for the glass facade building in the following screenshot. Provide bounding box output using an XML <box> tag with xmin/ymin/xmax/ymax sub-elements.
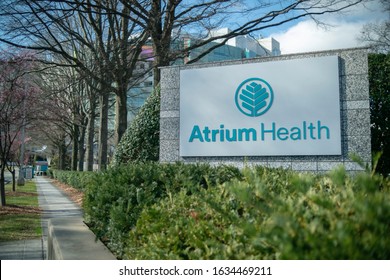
<box><xmin>127</xmin><ymin>29</ymin><xmax>281</xmax><ymax>121</ymax></box>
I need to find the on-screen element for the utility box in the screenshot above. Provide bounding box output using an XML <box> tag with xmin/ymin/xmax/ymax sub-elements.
<box><xmin>23</xmin><ymin>166</ymin><xmax>34</xmax><ymax>179</ymax></box>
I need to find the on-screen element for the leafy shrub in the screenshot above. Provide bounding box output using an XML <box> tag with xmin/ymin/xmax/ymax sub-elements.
<box><xmin>47</xmin><ymin>168</ymin><xmax>54</xmax><ymax>179</ymax></box>
<box><xmin>126</xmin><ymin>186</ymin><xmax>247</xmax><ymax>259</ymax></box>
<box><xmin>112</xmin><ymin>87</ymin><xmax>160</xmax><ymax>165</ymax></box>
<box><xmin>51</xmin><ymin>170</ymin><xmax>94</xmax><ymax>191</ymax></box>
<box><xmin>83</xmin><ymin>162</ymin><xmax>242</xmax><ymax>258</ymax></box>
<box><xmin>125</xmin><ymin>166</ymin><xmax>390</xmax><ymax>260</ymax></box>
<box><xmin>259</xmin><ymin>168</ymin><xmax>390</xmax><ymax>259</ymax></box>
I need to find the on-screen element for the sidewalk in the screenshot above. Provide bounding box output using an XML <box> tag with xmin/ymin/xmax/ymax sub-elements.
<box><xmin>0</xmin><ymin>176</ymin><xmax>83</xmax><ymax>260</ymax></box>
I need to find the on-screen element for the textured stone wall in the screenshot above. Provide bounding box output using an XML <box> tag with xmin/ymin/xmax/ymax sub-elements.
<box><xmin>159</xmin><ymin>48</ymin><xmax>371</xmax><ymax>173</ymax></box>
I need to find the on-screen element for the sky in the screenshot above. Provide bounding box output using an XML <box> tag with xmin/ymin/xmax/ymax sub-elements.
<box><xmin>265</xmin><ymin>0</ymin><xmax>389</xmax><ymax>54</ymax></box>
<box><xmin>0</xmin><ymin>0</ymin><xmax>387</xmax><ymax>56</ymax></box>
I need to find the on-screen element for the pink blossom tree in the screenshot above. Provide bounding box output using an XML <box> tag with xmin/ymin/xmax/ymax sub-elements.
<box><xmin>5</xmin><ymin>134</ymin><xmax>32</xmax><ymax>192</ymax></box>
<box><xmin>0</xmin><ymin>51</ymin><xmax>39</xmax><ymax>206</ymax></box>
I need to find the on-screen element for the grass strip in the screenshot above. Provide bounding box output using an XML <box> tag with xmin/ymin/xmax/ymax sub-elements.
<box><xmin>0</xmin><ymin>180</ymin><xmax>42</xmax><ymax>242</ymax></box>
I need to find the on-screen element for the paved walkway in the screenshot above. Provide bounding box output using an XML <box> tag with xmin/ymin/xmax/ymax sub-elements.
<box><xmin>0</xmin><ymin>176</ymin><xmax>83</xmax><ymax>260</ymax></box>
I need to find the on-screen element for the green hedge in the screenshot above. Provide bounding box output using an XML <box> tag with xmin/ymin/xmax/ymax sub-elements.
<box><xmin>82</xmin><ymin>162</ymin><xmax>242</xmax><ymax>258</ymax></box>
<box><xmin>50</xmin><ymin>169</ymin><xmax>94</xmax><ymax>191</ymax></box>
<box><xmin>125</xmin><ymin>166</ymin><xmax>390</xmax><ymax>260</ymax></box>
<box><xmin>54</xmin><ymin>163</ymin><xmax>390</xmax><ymax>260</ymax></box>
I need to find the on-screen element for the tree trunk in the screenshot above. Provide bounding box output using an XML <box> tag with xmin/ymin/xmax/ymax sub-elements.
<box><xmin>98</xmin><ymin>92</ymin><xmax>109</xmax><ymax>171</ymax></box>
<box><xmin>11</xmin><ymin>168</ymin><xmax>15</xmax><ymax>192</ymax></box>
<box><xmin>0</xmin><ymin>167</ymin><xmax>6</xmax><ymax>206</ymax></box>
<box><xmin>86</xmin><ymin>111</ymin><xmax>95</xmax><ymax>171</ymax></box>
<box><xmin>151</xmin><ymin>39</ymin><xmax>172</xmax><ymax>88</ymax></box>
<box><xmin>114</xmin><ymin>87</ymin><xmax>128</xmax><ymax>145</ymax></box>
<box><xmin>86</xmin><ymin>92</ymin><xmax>97</xmax><ymax>171</ymax></box>
<box><xmin>78</xmin><ymin>123</ymin><xmax>86</xmax><ymax>171</ymax></box>
<box><xmin>6</xmin><ymin>164</ymin><xmax>16</xmax><ymax>192</ymax></box>
<box><xmin>58</xmin><ymin>136</ymin><xmax>67</xmax><ymax>170</ymax></box>
<box><xmin>71</xmin><ymin>123</ymin><xmax>79</xmax><ymax>171</ymax></box>
<box><xmin>149</xmin><ymin>0</ymin><xmax>175</xmax><ymax>87</ymax></box>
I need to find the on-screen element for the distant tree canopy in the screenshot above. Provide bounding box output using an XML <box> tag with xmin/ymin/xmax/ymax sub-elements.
<box><xmin>369</xmin><ymin>53</ymin><xmax>390</xmax><ymax>176</ymax></box>
<box><xmin>359</xmin><ymin>0</ymin><xmax>390</xmax><ymax>53</ymax></box>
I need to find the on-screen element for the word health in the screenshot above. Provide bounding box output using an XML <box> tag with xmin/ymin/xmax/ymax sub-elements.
<box><xmin>188</xmin><ymin>121</ymin><xmax>331</xmax><ymax>143</ymax></box>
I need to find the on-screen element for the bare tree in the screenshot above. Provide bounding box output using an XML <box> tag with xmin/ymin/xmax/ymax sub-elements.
<box><xmin>358</xmin><ymin>0</ymin><xmax>390</xmax><ymax>53</ymax></box>
<box><xmin>0</xmin><ymin>52</ymin><xmax>41</xmax><ymax>206</ymax></box>
<box><xmin>37</xmin><ymin>63</ymin><xmax>89</xmax><ymax>171</ymax></box>
<box><xmin>114</xmin><ymin>0</ymin><xmax>367</xmax><ymax>85</ymax></box>
<box><xmin>0</xmin><ymin>0</ymin><xmax>148</xmax><ymax>169</ymax></box>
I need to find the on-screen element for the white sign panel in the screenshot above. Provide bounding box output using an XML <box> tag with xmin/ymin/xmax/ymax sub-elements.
<box><xmin>180</xmin><ymin>56</ymin><xmax>342</xmax><ymax>157</ymax></box>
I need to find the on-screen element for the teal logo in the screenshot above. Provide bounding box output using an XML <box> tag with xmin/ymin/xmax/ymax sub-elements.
<box><xmin>235</xmin><ymin>78</ymin><xmax>274</xmax><ymax>117</ymax></box>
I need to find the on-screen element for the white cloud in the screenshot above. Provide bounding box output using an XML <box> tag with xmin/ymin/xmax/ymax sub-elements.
<box><xmin>269</xmin><ymin>0</ymin><xmax>388</xmax><ymax>54</ymax></box>
<box><xmin>272</xmin><ymin>20</ymin><xmax>366</xmax><ymax>54</ymax></box>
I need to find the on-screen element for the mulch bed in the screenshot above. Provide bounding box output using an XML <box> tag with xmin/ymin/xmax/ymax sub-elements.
<box><xmin>0</xmin><ymin>204</ymin><xmax>41</xmax><ymax>215</ymax></box>
<box><xmin>50</xmin><ymin>179</ymin><xmax>84</xmax><ymax>207</ymax></box>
